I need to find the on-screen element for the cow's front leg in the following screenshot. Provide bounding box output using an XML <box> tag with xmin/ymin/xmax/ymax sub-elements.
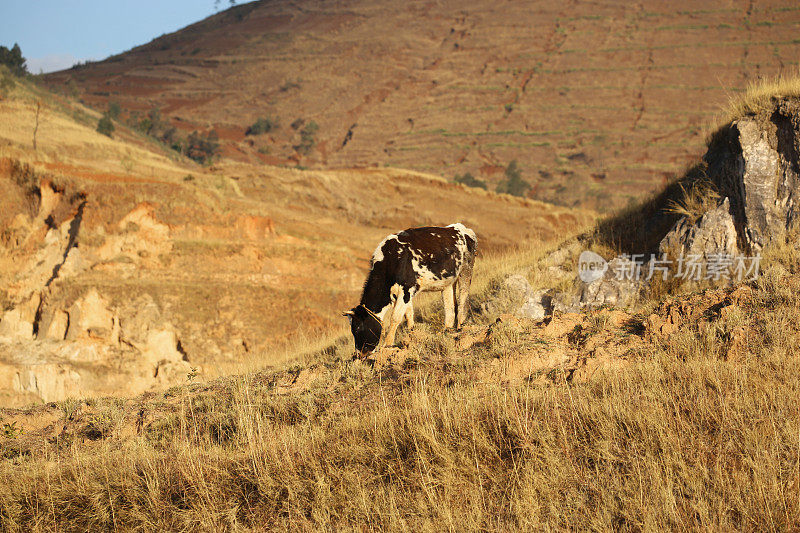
<box><xmin>383</xmin><ymin>299</ymin><xmax>408</xmax><ymax>348</ymax></box>
<box><xmin>382</xmin><ymin>285</ymin><xmax>408</xmax><ymax>348</ymax></box>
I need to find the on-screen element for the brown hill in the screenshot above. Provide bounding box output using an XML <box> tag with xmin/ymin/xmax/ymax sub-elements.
<box><xmin>42</xmin><ymin>0</ymin><xmax>800</xmax><ymax>211</ymax></box>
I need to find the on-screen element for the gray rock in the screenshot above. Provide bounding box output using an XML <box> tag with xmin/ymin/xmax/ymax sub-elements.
<box><xmin>579</xmin><ymin>256</ymin><xmax>643</xmax><ymax>309</ymax></box>
<box><xmin>488</xmin><ymin>274</ymin><xmax>552</xmax><ymax>321</ymax></box>
<box><xmin>503</xmin><ymin>274</ymin><xmax>532</xmax><ymax>299</ymax></box>
<box><xmin>658</xmin><ymin>197</ymin><xmax>739</xmax><ymax>259</ymax></box>
<box><xmin>518</xmin><ymin>289</ymin><xmax>550</xmax><ymax>321</ymax></box>
<box><xmin>737</xmin><ymin>118</ymin><xmax>787</xmax><ymax>250</ymax></box>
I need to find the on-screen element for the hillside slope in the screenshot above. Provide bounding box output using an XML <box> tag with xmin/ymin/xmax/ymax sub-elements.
<box><xmin>42</xmin><ymin>0</ymin><xmax>800</xmax><ymax>210</ymax></box>
<box><xmin>0</xmin><ymin>72</ymin><xmax>591</xmax><ymax>406</ymax></box>
<box><xmin>1</xmin><ymin>188</ymin><xmax>798</xmax><ymax>531</ymax></box>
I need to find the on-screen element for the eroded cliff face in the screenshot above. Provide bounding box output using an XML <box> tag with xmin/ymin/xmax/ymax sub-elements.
<box><xmin>0</xmin><ymin>160</ymin><xmax>309</xmax><ymax>407</ymax></box>
<box><xmin>0</xmin><ymin>164</ymin><xmax>197</xmax><ymax>406</ymax></box>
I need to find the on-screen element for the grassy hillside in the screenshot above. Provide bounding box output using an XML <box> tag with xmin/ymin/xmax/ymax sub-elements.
<box><xmin>1</xmin><ymin>220</ymin><xmax>798</xmax><ymax>530</ymax></box>
<box><xmin>41</xmin><ymin>0</ymin><xmax>800</xmax><ymax>211</ymax></box>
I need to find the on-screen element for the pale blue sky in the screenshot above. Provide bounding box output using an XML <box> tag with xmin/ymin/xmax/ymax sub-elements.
<box><xmin>0</xmin><ymin>1</ymin><xmax>249</xmax><ymax>73</ymax></box>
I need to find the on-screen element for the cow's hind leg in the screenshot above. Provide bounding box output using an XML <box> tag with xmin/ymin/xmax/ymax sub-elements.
<box><xmin>455</xmin><ymin>269</ymin><xmax>473</xmax><ymax>330</ymax></box>
<box><xmin>404</xmin><ymin>300</ymin><xmax>415</xmax><ymax>330</ymax></box>
<box><xmin>442</xmin><ymin>284</ymin><xmax>455</xmax><ymax>329</ymax></box>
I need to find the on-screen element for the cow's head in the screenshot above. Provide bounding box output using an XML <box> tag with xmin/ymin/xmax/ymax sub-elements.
<box><xmin>343</xmin><ymin>305</ymin><xmax>382</xmax><ymax>356</ymax></box>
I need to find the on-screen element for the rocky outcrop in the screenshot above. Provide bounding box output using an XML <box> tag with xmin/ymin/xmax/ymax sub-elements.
<box><xmin>540</xmin><ymin>98</ymin><xmax>800</xmax><ymax>311</ymax></box>
<box><xmin>658</xmin><ymin>197</ymin><xmax>739</xmax><ymax>259</ymax></box>
<box><xmin>65</xmin><ymin>289</ymin><xmax>117</xmax><ymax>342</ymax></box>
<box><xmin>688</xmin><ymin>97</ymin><xmax>800</xmax><ymax>254</ymax></box>
<box><xmin>481</xmin><ymin>274</ymin><xmax>552</xmax><ymax>322</ymax></box>
<box><xmin>0</xmin><ymin>289</ymin><xmax>192</xmax><ymax>406</ymax></box>
<box><xmin>0</xmin><ymin>294</ymin><xmax>40</xmax><ymax>341</ymax></box>
<box><xmin>578</xmin><ymin>256</ymin><xmax>644</xmax><ymax>309</ymax></box>
<box><xmin>721</xmin><ymin>106</ymin><xmax>800</xmax><ymax>251</ymax></box>
<box><xmin>548</xmin><ymin>255</ymin><xmax>644</xmax><ymax>313</ymax></box>
<box><xmin>0</xmin><ymin>174</ymin><xmax>195</xmax><ymax>406</ymax></box>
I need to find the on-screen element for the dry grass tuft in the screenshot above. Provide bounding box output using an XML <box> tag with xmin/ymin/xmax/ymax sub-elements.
<box><xmin>723</xmin><ymin>68</ymin><xmax>800</xmax><ymax>122</ymax></box>
<box><xmin>664</xmin><ymin>179</ymin><xmax>720</xmax><ymax>224</ymax></box>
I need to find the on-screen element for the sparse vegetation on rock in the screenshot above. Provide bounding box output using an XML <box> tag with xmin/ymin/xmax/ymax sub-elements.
<box><xmin>723</xmin><ymin>68</ymin><xmax>800</xmax><ymax>122</ymax></box>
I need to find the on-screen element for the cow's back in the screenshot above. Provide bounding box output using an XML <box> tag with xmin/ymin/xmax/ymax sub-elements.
<box><xmin>390</xmin><ymin>225</ymin><xmax>474</xmax><ymax>290</ymax></box>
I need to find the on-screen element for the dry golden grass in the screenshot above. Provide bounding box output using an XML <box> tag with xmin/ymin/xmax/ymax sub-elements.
<box><xmin>664</xmin><ymin>180</ymin><xmax>720</xmax><ymax>224</ymax></box>
<box><xmin>722</xmin><ymin>69</ymin><xmax>800</xmax><ymax>123</ymax></box>
<box><xmin>1</xmin><ymin>227</ymin><xmax>799</xmax><ymax>531</ymax></box>
<box><xmin>0</xmin><ymin>73</ymin><xmax>192</xmax><ymax>181</ymax></box>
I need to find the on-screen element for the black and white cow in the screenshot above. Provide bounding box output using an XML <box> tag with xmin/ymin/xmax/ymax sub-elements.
<box><xmin>344</xmin><ymin>223</ymin><xmax>477</xmax><ymax>357</ymax></box>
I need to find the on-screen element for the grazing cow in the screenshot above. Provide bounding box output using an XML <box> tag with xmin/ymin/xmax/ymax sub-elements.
<box><xmin>344</xmin><ymin>223</ymin><xmax>477</xmax><ymax>357</ymax></box>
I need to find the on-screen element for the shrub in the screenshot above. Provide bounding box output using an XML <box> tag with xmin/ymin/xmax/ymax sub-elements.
<box><xmin>136</xmin><ymin>108</ymin><xmax>165</xmax><ymax>136</ymax></box>
<box><xmin>0</xmin><ymin>66</ymin><xmax>15</xmax><ymax>98</ymax></box>
<box><xmin>107</xmin><ymin>102</ymin><xmax>122</xmax><ymax>120</ymax></box>
<box><xmin>160</xmin><ymin>126</ymin><xmax>178</xmax><ymax>146</ymax></box>
<box><xmin>280</xmin><ymin>79</ymin><xmax>301</xmax><ymax>92</ymax></box>
<box><xmin>496</xmin><ymin>160</ymin><xmax>531</xmax><ymax>197</ymax></box>
<box><xmin>293</xmin><ymin>121</ymin><xmax>318</xmax><ymax>155</ymax></box>
<box><xmin>0</xmin><ymin>43</ymin><xmax>27</xmax><ymax>77</ymax></box>
<box><xmin>454</xmin><ymin>172</ymin><xmax>487</xmax><ymax>190</ymax></box>
<box><xmin>96</xmin><ymin>114</ymin><xmax>115</xmax><ymax>137</ymax></box>
<box><xmin>186</xmin><ymin>130</ymin><xmax>220</xmax><ymax>164</ymax></box>
<box><xmin>246</xmin><ymin>116</ymin><xmax>278</xmax><ymax>135</ymax></box>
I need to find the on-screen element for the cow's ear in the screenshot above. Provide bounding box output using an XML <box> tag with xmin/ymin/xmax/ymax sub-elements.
<box><xmin>342</xmin><ymin>309</ymin><xmax>355</xmax><ymax>317</ymax></box>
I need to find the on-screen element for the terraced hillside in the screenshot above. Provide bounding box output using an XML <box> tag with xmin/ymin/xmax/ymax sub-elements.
<box><xmin>42</xmin><ymin>0</ymin><xmax>800</xmax><ymax>210</ymax></box>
